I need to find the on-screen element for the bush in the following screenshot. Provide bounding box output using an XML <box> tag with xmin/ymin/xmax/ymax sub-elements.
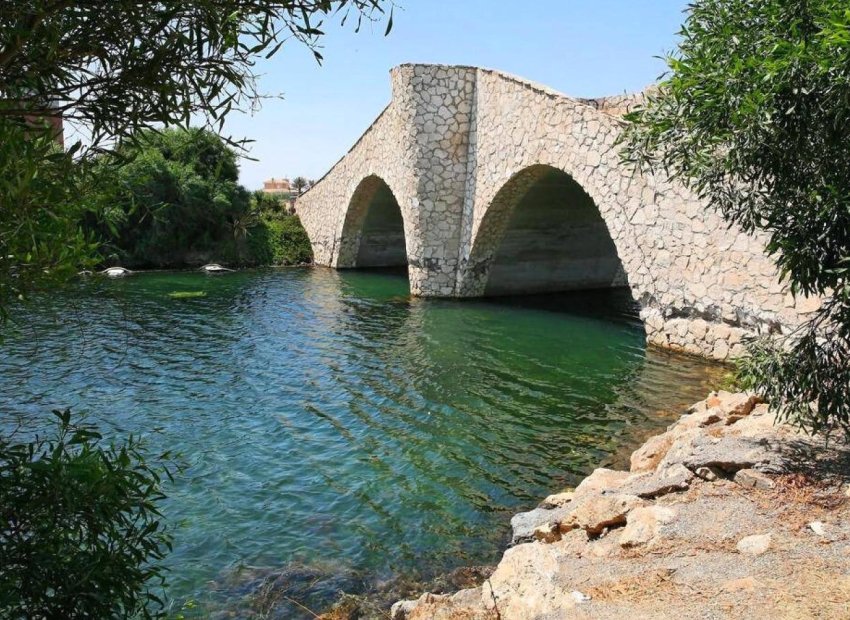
<box><xmin>0</xmin><ymin>410</ymin><xmax>173</xmax><ymax>619</ymax></box>
<box><xmin>247</xmin><ymin>216</ymin><xmax>313</xmax><ymax>266</ymax></box>
<box><xmin>252</xmin><ymin>191</ymin><xmax>290</xmax><ymax>216</ymax></box>
<box><xmin>89</xmin><ymin>128</ymin><xmax>252</xmax><ymax>268</ymax></box>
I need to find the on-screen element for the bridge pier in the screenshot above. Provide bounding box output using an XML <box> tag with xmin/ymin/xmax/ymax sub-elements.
<box><xmin>296</xmin><ymin>64</ymin><xmax>821</xmax><ymax>361</ymax></box>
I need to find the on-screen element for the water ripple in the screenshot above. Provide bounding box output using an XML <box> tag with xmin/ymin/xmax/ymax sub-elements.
<box><xmin>0</xmin><ymin>268</ymin><xmax>724</xmax><ymax>615</ymax></box>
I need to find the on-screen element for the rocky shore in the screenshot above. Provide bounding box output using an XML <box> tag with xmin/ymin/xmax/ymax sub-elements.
<box><xmin>390</xmin><ymin>392</ymin><xmax>850</xmax><ymax>619</ymax></box>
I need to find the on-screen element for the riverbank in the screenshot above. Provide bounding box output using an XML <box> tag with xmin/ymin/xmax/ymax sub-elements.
<box><xmin>389</xmin><ymin>391</ymin><xmax>850</xmax><ymax>619</ymax></box>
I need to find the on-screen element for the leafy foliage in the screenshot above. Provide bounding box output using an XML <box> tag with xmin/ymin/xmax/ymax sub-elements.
<box><xmin>0</xmin><ymin>410</ymin><xmax>174</xmax><ymax>619</ymax></box>
<box><xmin>0</xmin><ymin>1</ymin><xmax>393</xmax><ymax>150</ymax></box>
<box><xmin>621</xmin><ymin>0</ymin><xmax>850</xmax><ymax>436</ymax></box>
<box><xmin>88</xmin><ymin>128</ymin><xmax>314</xmax><ymax>268</ymax></box>
<box><xmin>0</xmin><ymin>120</ymin><xmax>98</xmax><ymax>317</ymax></box>
<box><xmin>252</xmin><ymin>189</ymin><xmax>290</xmax><ymax>214</ymax></box>
<box><xmin>735</xmin><ymin>300</ymin><xmax>850</xmax><ymax>437</ymax></box>
<box><xmin>248</xmin><ymin>215</ymin><xmax>314</xmax><ymax>266</ymax></box>
<box><xmin>89</xmin><ymin>128</ymin><xmax>252</xmax><ymax>267</ymax></box>
<box><xmin>0</xmin><ymin>0</ymin><xmax>392</xmax><ymax>315</ymax></box>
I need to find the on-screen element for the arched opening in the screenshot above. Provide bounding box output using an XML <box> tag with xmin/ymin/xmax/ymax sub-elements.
<box><xmin>337</xmin><ymin>175</ymin><xmax>408</xmax><ymax>269</ymax></box>
<box><xmin>475</xmin><ymin>165</ymin><xmax>626</xmax><ymax>296</ymax></box>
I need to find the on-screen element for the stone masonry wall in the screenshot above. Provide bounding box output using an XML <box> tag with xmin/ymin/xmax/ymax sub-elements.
<box><xmin>296</xmin><ymin>64</ymin><xmax>821</xmax><ymax>361</ymax></box>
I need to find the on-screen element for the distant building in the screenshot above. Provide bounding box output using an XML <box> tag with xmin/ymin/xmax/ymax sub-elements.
<box><xmin>21</xmin><ymin>101</ymin><xmax>64</xmax><ymax>147</ymax></box>
<box><xmin>262</xmin><ymin>177</ymin><xmax>291</xmax><ymax>194</ymax></box>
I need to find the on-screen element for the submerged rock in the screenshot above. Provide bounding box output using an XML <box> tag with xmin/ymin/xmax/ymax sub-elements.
<box><xmin>211</xmin><ymin>561</ymin><xmax>365</xmax><ymax>620</ymax></box>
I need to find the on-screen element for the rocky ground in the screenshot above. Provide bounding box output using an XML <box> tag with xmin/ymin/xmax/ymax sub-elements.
<box><xmin>388</xmin><ymin>392</ymin><xmax>850</xmax><ymax>620</ymax></box>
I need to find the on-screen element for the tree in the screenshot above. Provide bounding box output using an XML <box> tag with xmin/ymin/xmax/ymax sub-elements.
<box><xmin>292</xmin><ymin>176</ymin><xmax>309</xmax><ymax>194</ymax></box>
<box><xmin>0</xmin><ymin>410</ymin><xmax>174</xmax><ymax>619</ymax></box>
<box><xmin>0</xmin><ymin>124</ymin><xmax>97</xmax><ymax>318</ymax></box>
<box><xmin>247</xmin><ymin>215</ymin><xmax>314</xmax><ymax>266</ymax></box>
<box><xmin>0</xmin><ymin>0</ymin><xmax>392</xmax><ymax>312</ymax></box>
<box><xmin>621</xmin><ymin>0</ymin><xmax>850</xmax><ymax>436</ymax></box>
<box><xmin>90</xmin><ymin>128</ymin><xmax>252</xmax><ymax>267</ymax></box>
<box><xmin>252</xmin><ymin>189</ymin><xmax>287</xmax><ymax>215</ymax></box>
<box><xmin>0</xmin><ymin>1</ymin><xmax>392</xmax><ymax>154</ymax></box>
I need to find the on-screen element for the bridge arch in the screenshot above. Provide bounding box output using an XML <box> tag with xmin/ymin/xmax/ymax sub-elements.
<box><xmin>298</xmin><ymin>64</ymin><xmax>817</xmax><ymax>360</ymax></box>
<box><xmin>336</xmin><ymin>174</ymin><xmax>410</xmax><ymax>270</ymax></box>
<box><xmin>461</xmin><ymin>164</ymin><xmax>629</xmax><ymax>297</ymax></box>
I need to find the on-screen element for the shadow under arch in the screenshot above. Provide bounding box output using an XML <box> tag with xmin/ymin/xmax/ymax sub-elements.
<box><xmin>465</xmin><ymin>164</ymin><xmax>628</xmax><ymax>297</ymax></box>
<box><xmin>336</xmin><ymin>175</ymin><xmax>409</xmax><ymax>272</ymax></box>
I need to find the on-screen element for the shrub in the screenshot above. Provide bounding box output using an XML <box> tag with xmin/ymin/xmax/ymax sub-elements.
<box><xmin>89</xmin><ymin>128</ymin><xmax>252</xmax><ymax>268</ymax></box>
<box><xmin>0</xmin><ymin>410</ymin><xmax>173</xmax><ymax>619</ymax></box>
<box><xmin>247</xmin><ymin>216</ymin><xmax>313</xmax><ymax>266</ymax></box>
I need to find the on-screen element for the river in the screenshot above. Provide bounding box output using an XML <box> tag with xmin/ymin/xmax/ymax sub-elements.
<box><xmin>0</xmin><ymin>267</ymin><xmax>724</xmax><ymax>616</ymax></box>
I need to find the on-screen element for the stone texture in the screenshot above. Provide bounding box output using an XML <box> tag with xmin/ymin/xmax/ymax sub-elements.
<box><xmin>734</xmin><ymin>468</ymin><xmax>776</xmax><ymax>490</ymax></box>
<box><xmin>660</xmin><ymin>434</ymin><xmax>788</xmax><ymax>474</ymax></box>
<box><xmin>737</xmin><ymin>533</ymin><xmax>772</xmax><ymax>555</ymax></box>
<box><xmin>630</xmin><ymin>431</ymin><xmax>674</xmax><ymax>473</ymax></box>
<box><xmin>539</xmin><ymin>491</ymin><xmax>574</xmax><ymax>508</ymax></box>
<box><xmin>297</xmin><ymin>64</ymin><xmax>819</xmax><ymax>361</ymax></box>
<box><xmin>562</xmin><ymin>494</ymin><xmax>645</xmax><ymax>535</ymax></box>
<box><xmin>619</xmin><ymin>505</ymin><xmax>678</xmax><ymax>547</ymax></box>
<box><xmin>510</xmin><ymin>504</ymin><xmax>572</xmax><ymax>545</ymax></box>
<box><xmin>619</xmin><ymin>464</ymin><xmax>694</xmax><ymax>498</ymax></box>
<box><xmin>695</xmin><ymin>466</ymin><xmax>723</xmax><ymax>481</ymax></box>
<box><xmin>572</xmin><ymin>467</ymin><xmax>630</xmax><ymax>499</ymax></box>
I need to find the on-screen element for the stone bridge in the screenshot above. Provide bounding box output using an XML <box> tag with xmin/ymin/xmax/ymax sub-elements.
<box><xmin>297</xmin><ymin>64</ymin><xmax>819</xmax><ymax>360</ymax></box>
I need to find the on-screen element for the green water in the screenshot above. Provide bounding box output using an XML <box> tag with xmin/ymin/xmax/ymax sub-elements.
<box><xmin>0</xmin><ymin>268</ymin><xmax>723</xmax><ymax>616</ymax></box>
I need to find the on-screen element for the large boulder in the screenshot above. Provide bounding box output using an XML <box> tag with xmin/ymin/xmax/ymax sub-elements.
<box><xmin>660</xmin><ymin>433</ymin><xmax>789</xmax><ymax>475</ymax></box>
<box><xmin>572</xmin><ymin>468</ymin><xmax>630</xmax><ymax>499</ymax></box>
<box><xmin>630</xmin><ymin>431</ymin><xmax>675</xmax><ymax>473</ymax></box>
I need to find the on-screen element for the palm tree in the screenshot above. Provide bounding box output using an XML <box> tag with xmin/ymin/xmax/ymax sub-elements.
<box><xmin>292</xmin><ymin>176</ymin><xmax>308</xmax><ymax>194</ymax></box>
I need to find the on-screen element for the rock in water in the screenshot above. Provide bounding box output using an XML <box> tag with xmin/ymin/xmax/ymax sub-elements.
<box><xmin>101</xmin><ymin>266</ymin><xmax>132</xmax><ymax>278</ymax></box>
<box><xmin>200</xmin><ymin>263</ymin><xmax>234</xmax><ymax>274</ymax></box>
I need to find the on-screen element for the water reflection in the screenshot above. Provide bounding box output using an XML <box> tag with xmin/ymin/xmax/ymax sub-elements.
<box><xmin>0</xmin><ymin>268</ymin><xmax>724</xmax><ymax>616</ymax></box>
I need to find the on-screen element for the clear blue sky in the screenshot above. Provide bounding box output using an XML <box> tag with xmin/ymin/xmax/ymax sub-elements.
<box><xmin>227</xmin><ymin>0</ymin><xmax>690</xmax><ymax>189</ymax></box>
